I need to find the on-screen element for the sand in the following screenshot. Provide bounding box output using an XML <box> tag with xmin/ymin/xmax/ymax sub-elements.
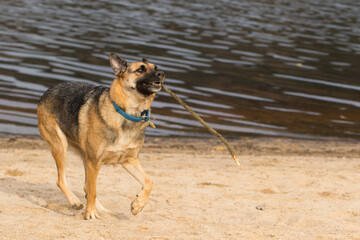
<box><xmin>0</xmin><ymin>136</ymin><xmax>359</xmax><ymax>240</ymax></box>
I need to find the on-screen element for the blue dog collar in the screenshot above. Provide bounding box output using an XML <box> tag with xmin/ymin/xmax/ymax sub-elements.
<box><xmin>113</xmin><ymin>102</ymin><xmax>150</xmax><ymax>122</ymax></box>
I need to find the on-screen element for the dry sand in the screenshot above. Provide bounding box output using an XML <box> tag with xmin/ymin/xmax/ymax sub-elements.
<box><xmin>0</xmin><ymin>136</ymin><xmax>359</xmax><ymax>240</ymax></box>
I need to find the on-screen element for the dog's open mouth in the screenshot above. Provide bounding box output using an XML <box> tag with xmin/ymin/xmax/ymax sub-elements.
<box><xmin>137</xmin><ymin>79</ymin><xmax>163</xmax><ymax>95</ymax></box>
<box><xmin>140</xmin><ymin>81</ymin><xmax>162</xmax><ymax>88</ymax></box>
<box><xmin>150</xmin><ymin>81</ymin><xmax>162</xmax><ymax>88</ymax></box>
<box><xmin>136</xmin><ymin>70</ymin><xmax>165</xmax><ymax>95</ymax></box>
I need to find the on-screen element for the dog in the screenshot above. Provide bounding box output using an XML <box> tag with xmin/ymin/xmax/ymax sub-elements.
<box><xmin>37</xmin><ymin>53</ymin><xmax>165</xmax><ymax>219</ymax></box>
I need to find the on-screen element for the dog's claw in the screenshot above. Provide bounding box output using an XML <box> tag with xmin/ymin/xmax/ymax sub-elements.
<box><xmin>85</xmin><ymin>210</ymin><xmax>99</xmax><ymax>220</ymax></box>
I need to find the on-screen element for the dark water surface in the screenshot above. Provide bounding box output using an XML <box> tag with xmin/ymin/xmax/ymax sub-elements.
<box><xmin>0</xmin><ymin>0</ymin><xmax>359</xmax><ymax>139</ymax></box>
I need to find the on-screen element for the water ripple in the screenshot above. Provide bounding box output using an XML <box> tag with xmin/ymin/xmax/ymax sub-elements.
<box><xmin>0</xmin><ymin>0</ymin><xmax>359</xmax><ymax>139</ymax></box>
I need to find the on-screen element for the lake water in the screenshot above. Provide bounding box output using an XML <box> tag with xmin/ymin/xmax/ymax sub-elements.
<box><xmin>0</xmin><ymin>0</ymin><xmax>359</xmax><ymax>139</ymax></box>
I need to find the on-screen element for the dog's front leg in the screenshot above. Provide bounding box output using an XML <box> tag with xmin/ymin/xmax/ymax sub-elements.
<box><xmin>84</xmin><ymin>161</ymin><xmax>100</xmax><ymax>220</ymax></box>
<box><xmin>121</xmin><ymin>158</ymin><xmax>152</xmax><ymax>215</ymax></box>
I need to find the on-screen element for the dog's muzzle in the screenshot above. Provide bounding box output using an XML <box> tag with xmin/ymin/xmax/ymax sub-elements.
<box><xmin>136</xmin><ymin>71</ymin><xmax>165</xmax><ymax>95</ymax></box>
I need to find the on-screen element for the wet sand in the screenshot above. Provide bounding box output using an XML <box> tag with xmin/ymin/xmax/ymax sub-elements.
<box><xmin>0</xmin><ymin>136</ymin><xmax>359</xmax><ymax>240</ymax></box>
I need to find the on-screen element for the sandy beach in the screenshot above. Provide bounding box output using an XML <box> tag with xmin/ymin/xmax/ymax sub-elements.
<box><xmin>0</xmin><ymin>136</ymin><xmax>359</xmax><ymax>240</ymax></box>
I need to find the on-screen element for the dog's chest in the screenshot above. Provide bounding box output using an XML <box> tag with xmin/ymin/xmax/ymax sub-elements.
<box><xmin>100</xmin><ymin>149</ymin><xmax>131</xmax><ymax>165</ymax></box>
<box><xmin>99</xmin><ymin>130</ymin><xmax>144</xmax><ymax>165</ymax></box>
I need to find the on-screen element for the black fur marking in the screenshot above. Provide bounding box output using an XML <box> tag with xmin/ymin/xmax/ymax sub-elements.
<box><xmin>40</xmin><ymin>82</ymin><xmax>96</xmax><ymax>141</ymax></box>
<box><xmin>135</xmin><ymin>71</ymin><xmax>162</xmax><ymax>96</ymax></box>
<box><xmin>39</xmin><ymin>82</ymin><xmax>116</xmax><ymax>142</ymax></box>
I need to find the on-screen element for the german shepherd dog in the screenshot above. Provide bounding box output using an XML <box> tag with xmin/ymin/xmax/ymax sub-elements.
<box><xmin>37</xmin><ymin>53</ymin><xmax>165</xmax><ymax>219</ymax></box>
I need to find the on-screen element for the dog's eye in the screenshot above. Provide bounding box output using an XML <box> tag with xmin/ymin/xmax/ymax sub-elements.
<box><xmin>137</xmin><ymin>65</ymin><xmax>145</xmax><ymax>73</ymax></box>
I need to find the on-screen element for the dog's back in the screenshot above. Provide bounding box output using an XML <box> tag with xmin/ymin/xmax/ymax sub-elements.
<box><xmin>38</xmin><ymin>82</ymin><xmax>107</xmax><ymax>141</ymax></box>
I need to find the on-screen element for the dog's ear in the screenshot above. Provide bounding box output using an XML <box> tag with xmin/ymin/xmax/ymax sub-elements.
<box><xmin>109</xmin><ymin>53</ymin><xmax>127</xmax><ymax>76</ymax></box>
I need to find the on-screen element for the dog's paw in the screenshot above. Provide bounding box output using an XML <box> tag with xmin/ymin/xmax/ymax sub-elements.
<box><xmin>68</xmin><ymin>195</ymin><xmax>84</xmax><ymax>210</ymax></box>
<box><xmin>71</xmin><ymin>202</ymin><xmax>84</xmax><ymax>210</ymax></box>
<box><xmin>85</xmin><ymin>209</ymin><xmax>99</xmax><ymax>220</ymax></box>
<box><xmin>131</xmin><ymin>198</ymin><xmax>146</xmax><ymax>215</ymax></box>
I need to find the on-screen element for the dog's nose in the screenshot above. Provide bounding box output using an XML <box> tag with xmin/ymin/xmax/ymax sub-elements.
<box><xmin>156</xmin><ymin>71</ymin><xmax>165</xmax><ymax>78</ymax></box>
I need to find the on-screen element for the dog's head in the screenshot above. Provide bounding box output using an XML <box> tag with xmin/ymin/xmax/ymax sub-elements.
<box><xmin>109</xmin><ymin>53</ymin><xmax>165</xmax><ymax>97</ymax></box>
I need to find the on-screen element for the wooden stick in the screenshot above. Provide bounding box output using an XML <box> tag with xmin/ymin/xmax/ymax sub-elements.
<box><xmin>162</xmin><ymin>85</ymin><xmax>241</xmax><ymax>168</ymax></box>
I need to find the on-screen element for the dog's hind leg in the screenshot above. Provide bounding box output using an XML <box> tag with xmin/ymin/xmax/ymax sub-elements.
<box><xmin>37</xmin><ymin>106</ymin><xmax>84</xmax><ymax>210</ymax></box>
<box><xmin>121</xmin><ymin>158</ymin><xmax>152</xmax><ymax>215</ymax></box>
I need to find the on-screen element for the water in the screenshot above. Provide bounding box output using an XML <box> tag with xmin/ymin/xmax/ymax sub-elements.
<box><xmin>0</xmin><ymin>0</ymin><xmax>359</xmax><ymax>139</ymax></box>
